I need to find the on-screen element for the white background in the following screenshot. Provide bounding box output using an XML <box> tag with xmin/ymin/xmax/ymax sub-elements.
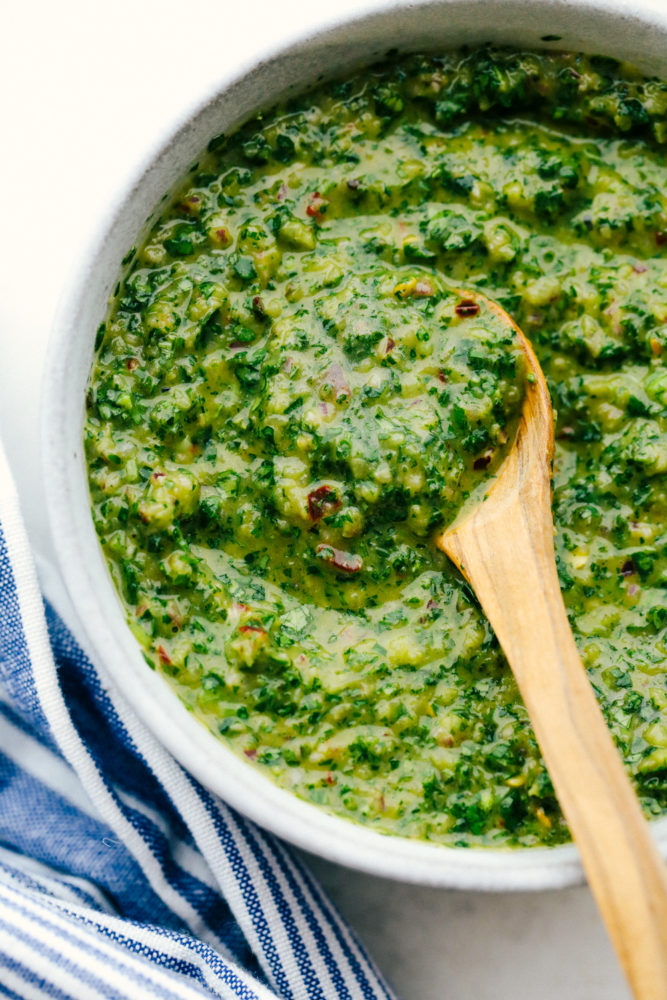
<box><xmin>5</xmin><ymin>0</ymin><xmax>664</xmax><ymax>995</ymax></box>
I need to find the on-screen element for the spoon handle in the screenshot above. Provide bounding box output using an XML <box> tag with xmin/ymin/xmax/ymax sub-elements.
<box><xmin>442</xmin><ymin>462</ymin><xmax>667</xmax><ymax>999</ymax></box>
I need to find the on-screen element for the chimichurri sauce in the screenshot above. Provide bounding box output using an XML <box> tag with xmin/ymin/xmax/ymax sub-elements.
<box><xmin>86</xmin><ymin>49</ymin><xmax>667</xmax><ymax>847</ymax></box>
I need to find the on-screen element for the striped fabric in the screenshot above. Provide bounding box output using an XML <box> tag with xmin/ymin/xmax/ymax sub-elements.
<box><xmin>0</xmin><ymin>440</ymin><xmax>395</xmax><ymax>1000</ymax></box>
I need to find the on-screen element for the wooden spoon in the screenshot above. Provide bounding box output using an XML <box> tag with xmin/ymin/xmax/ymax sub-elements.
<box><xmin>437</xmin><ymin>290</ymin><xmax>667</xmax><ymax>1000</ymax></box>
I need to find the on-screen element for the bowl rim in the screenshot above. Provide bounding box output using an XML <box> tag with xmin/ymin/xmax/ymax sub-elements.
<box><xmin>42</xmin><ymin>0</ymin><xmax>667</xmax><ymax>891</ymax></box>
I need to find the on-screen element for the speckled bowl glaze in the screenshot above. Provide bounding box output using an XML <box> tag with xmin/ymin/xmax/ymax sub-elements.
<box><xmin>43</xmin><ymin>0</ymin><xmax>667</xmax><ymax>890</ymax></box>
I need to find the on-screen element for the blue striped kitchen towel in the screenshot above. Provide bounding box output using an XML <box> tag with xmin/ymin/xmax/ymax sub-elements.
<box><xmin>0</xmin><ymin>439</ymin><xmax>395</xmax><ymax>1000</ymax></box>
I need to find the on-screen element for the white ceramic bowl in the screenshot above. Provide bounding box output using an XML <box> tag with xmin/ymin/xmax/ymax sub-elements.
<box><xmin>43</xmin><ymin>0</ymin><xmax>667</xmax><ymax>890</ymax></box>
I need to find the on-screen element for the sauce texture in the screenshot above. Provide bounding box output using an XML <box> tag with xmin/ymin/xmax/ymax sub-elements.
<box><xmin>86</xmin><ymin>49</ymin><xmax>667</xmax><ymax>847</ymax></box>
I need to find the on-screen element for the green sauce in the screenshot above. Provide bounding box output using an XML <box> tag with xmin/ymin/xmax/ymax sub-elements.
<box><xmin>86</xmin><ymin>49</ymin><xmax>667</xmax><ymax>847</ymax></box>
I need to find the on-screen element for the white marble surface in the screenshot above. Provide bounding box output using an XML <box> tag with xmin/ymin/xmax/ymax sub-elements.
<box><xmin>4</xmin><ymin>0</ymin><xmax>661</xmax><ymax>994</ymax></box>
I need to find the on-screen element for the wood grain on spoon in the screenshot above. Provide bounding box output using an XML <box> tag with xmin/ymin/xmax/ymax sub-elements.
<box><xmin>437</xmin><ymin>291</ymin><xmax>667</xmax><ymax>1000</ymax></box>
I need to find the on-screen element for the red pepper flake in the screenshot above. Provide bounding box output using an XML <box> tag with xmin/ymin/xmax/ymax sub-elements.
<box><xmin>437</xmin><ymin>371</ymin><xmax>447</xmax><ymax>384</ymax></box>
<box><xmin>307</xmin><ymin>485</ymin><xmax>342</xmax><ymax>522</ymax></box>
<box><xmin>239</xmin><ymin>624</ymin><xmax>267</xmax><ymax>637</ymax></box>
<box><xmin>244</xmin><ymin>748</ymin><xmax>258</xmax><ymax>759</ymax></box>
<box><xmin>276</xmin><ymin>183</ymin><xmax>288</xmax><ymax>202</ymax></box>
<box><xmin>216</xmin><ymin>227</ymin><xmax>230</xmax><ymax>243</ymax></box>
<box><xmin>455</xmin><ymin>298</ymin><xmax>480</xmax><ymax>318</ymax></box>
<box><xmin>126</xmin><ymin>357</ymin><xmax>139</xmax><ymax>371</ymax></box>
<box><xmin>323</xmin><ymin>363</ymin><xmax>351</xmax><ymax>402</ymax></box>
<box><xmin>473</xmin><ymin>452</ymin><xmax>492</xmax><ymax>470</ymax></box>
<box><xmin>316</xmin><ymin>544</ymin><xmax>363</xmax><ymax>574</ymax></box>
<box><xmin>306</xmin><ymin>192</ymin><xmax>328</xmax><ymax>219</ymax></box>
<box><xmin>326</xmin><ymin>772</ymin><xmax>335</xmax><ymax>785</ymax></box>
<box><xmin>178</xmin><ymin>195</ymin><xmax>200</xmax><ymax>213</ymax></box>
<box><xmin>620</xmin><ymin>559</ymin><xmax>636</xmax><ymax>577</ymax></box>
<box><xmin>150</xmin><ymin>471</ymin><xmax>166</xmax><ymax>484</ymax></box>
<box><xmin>385</xmin><ymin>337</ymin><xmax>396</xmax><ymax>354</ymax></box>
<box><xmin>156</xmin><ymin>645</ymin><xmax>171</xmax><ymax>666</ymax></box>
<box><xmin>251</xmin><ymin>295</ymin><xmax>266</xmax><ymax>318</ymax></box>
<box><xmin>420</xmin><ymin>598</ymin><xmax>441</xmax><ymax>624</ymax></box>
